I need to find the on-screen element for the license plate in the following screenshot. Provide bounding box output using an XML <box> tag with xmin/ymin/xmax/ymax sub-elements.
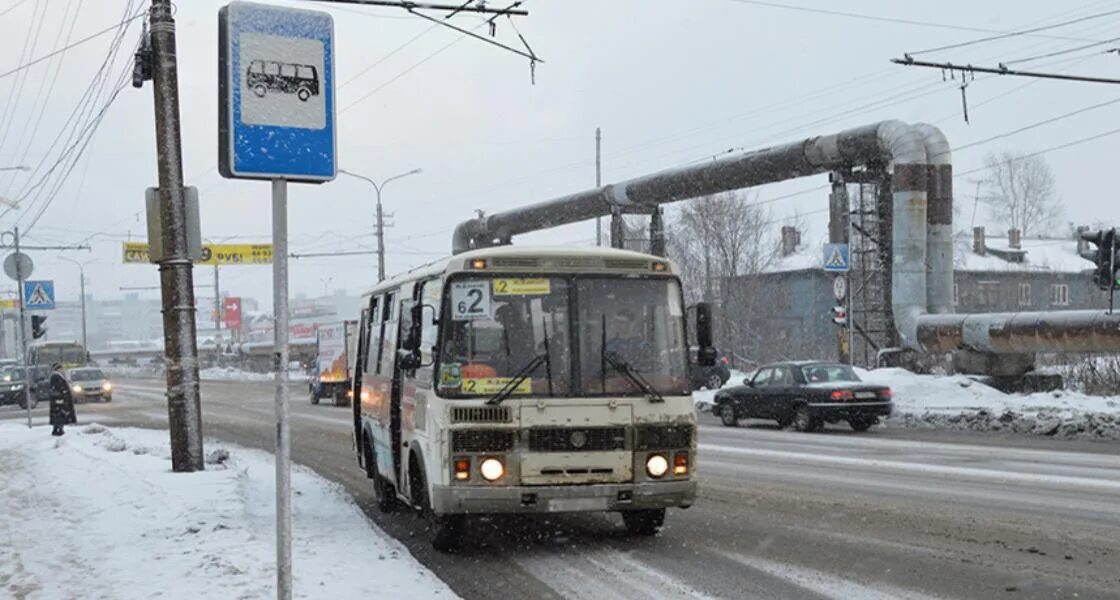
<box><xmin>548</xmin><ymin>497</ymin><xmax>608</xmax><ymax>512</ymax></box>
<box><xmin>855</xmin><ymin>391</ymin><xmax>877</xmax><ymax>399</ymax></box>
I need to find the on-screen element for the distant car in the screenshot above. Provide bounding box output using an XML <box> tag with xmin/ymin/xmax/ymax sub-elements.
<box><xmin>0</xmin><ymin>366</ymin><xmax>49</xmax><ymax>409</ymax></box>
<box><xmin>689</xmin><ymin>347</ymin><xmax>730</xmax><ymax>390</ymax></box>
<box><xmin>714</xmin><ymin>361</ymin><xmax>892</xmax><ymax>432</ymax></box>
<box><xmin>66</xmin><ymin>367</ymin><xmax>112</xmax><ymax>403</ymax></box>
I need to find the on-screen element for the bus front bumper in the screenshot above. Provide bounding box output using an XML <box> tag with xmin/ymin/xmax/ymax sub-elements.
<box><xmin>430</xmin><ymin>480</ymin><xmax>696</xmax><ymax>515</ymax></box>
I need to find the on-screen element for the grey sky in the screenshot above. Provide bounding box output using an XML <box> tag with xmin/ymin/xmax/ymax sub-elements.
<box><xmin>0</xmin><ymin>0</ymin><xmax>1117</xmax><ymax>312</ymax></box>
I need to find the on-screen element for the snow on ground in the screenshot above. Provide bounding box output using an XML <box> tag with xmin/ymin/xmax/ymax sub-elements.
<box><xmin>692</xmin><ymin>367</ymin><xmax>1120</xmax><ymax>440</ymax></box>
<box><xmin>0</xmin><ymin>423</ymin><xmax>458</xmax><ymax>600</ymax></box>
<box><xmin>104</xmin><ymin>364</ymin><xmax>309</xmax><ymax>383</ymax></box>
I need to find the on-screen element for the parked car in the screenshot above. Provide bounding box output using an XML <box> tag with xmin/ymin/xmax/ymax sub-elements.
<box><xmin>689</xmin><ymin>347</ymin><xmax>730</xmax><ymax>390</ymax></box>
<box><xmin>713</xmin><ymin>361</ymin><xmax>892</xmax><ymax>432</ymax></box>
<box><xmin>66</xmin><ymin>367</ymin><xmax>113</xmax><ymax>403</ymax></box>
<box><xmin>0</xmin><ymin>366</ymin><xmax>50</xmax><ymax>409</ymax></box>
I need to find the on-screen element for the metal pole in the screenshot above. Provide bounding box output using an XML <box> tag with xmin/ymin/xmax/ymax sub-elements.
<box><xmin>149</xmin><ymin>0</ymin><xmax>204</xmax><ymax>472</ymax></box>
<box><xmin>15</xmin><ymin>227</ymin><xmax>31</xmax><ymax>428</ymax></box>
<box><xmin>595</xmin><ymin>127</ymin><xmax>602</xmax><ymax>246</ymax></box>
<box><xmin>271</xmin><ymin>178</ymin><xmax>292</xmax><ymax>600</ymax></box>
<box><xmin>79</xmin><ymin>265</ymin><xmax>87</xmax><ymax>351</ymax></box>
<box><xmin>214</xmin><ymin>265</ymin><xmax>221</xmax><ymax>335</ymax></box>
<box><xmin>376</xmin><ymin>186</ymin><xmax>385</xmax><ymax>282</ymax></box>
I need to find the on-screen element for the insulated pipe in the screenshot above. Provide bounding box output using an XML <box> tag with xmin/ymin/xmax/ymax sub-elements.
<box><xmin>914</xmin><ymin>123</ymin><xmax>954</xmax><ymax>315</ymax></box>
<box><xmin>917</xmin><ymin>310</ymin><xmax>1120</xmax><ymax>354</ymax></box>
<box><xmin>452</xmin><ymin>120</ymin><xmax>919</xmax><ymax>254</ymax></box>
<box><xmin>883</xmin><ymin>126</ymin><xmax>929</xmax><ymax>350</ymax></box>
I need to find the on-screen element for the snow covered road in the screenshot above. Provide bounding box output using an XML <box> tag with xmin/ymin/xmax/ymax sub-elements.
<box><xmin>3</xmin><ymin>378</ymin><xmax>1118</xmax><ymax>599</ymax></box>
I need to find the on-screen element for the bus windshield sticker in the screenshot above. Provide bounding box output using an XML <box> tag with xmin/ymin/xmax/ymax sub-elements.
<box><xmin>461</xmin><ymin>377</ymin><xmax>532</xmax><ymax>395</ymax></box>
<box><xmin>438</xmin><ymin>362</ymin><xmax>462</xmax><ymax>389</ymax></box>
<box><xmin>493</xmin><ymin>278</ymin><xmax>551</xmax><ymax>296</ymax></box>
<box><xmin>450</xmin><ymin>280</ymin><xmax>492</xmax><ymax>321</ymax></box>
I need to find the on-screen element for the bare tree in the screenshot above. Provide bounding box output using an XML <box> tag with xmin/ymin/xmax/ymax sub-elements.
<box><xmin>980</xmin><ymin>151</ymin><xmax>1062</xmax><ymax>237</ymax></box>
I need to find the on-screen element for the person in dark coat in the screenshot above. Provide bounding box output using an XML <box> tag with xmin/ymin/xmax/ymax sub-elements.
<box><xmin>48</xmin><ymin>363</ymin><xmax>76</xmax><ymax>436</ymax></box>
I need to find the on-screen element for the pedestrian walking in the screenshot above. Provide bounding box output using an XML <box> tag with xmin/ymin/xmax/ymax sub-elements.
<box><xmin>48</xmin><ymin>363</ymin><xmax>75</xmax><ymax>436</ymax></box>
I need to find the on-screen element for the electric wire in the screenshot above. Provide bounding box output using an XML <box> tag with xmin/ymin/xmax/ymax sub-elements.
<box><xmin>905</xmin><ymin>5</ymin><xmax>1120</xmax><ymax>56</ymax></box>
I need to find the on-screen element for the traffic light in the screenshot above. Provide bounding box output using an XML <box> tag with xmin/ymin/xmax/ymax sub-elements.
<box><xmin>31</xmin><ymin>315</ymin><xmax>47</xmax><ymax>339</ymax></box>
<box><xmin>1080</xmin><ymin>228</ymin><xmax>1120</xmax><ymax>290</ymax></box>
<box><xmin>830</xmin><ymin>306</ymin><xmax>847</xmax><ymax>326</ymax></box>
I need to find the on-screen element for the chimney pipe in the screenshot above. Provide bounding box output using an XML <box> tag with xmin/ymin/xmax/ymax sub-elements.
<box><xmin>1008</xmin><ymin>228</ymin><xmax>1022</xmax><ymax>249</ymax></box>
<box><xmin>780</xmin><ymin>226</ymin><xmax>799</xmax><ymax>256</ymax></box>
<box><xmin>973</xmin><ymin>227</ymin><xmax>986</xmax><ymax>255</ymax></box>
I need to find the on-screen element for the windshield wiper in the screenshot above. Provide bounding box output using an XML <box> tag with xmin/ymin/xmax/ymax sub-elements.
<box><xmin>602</xmin><ymin>350</ymin><xmax>664</xmax><ymax>403</ymax></box>
<box><xmin>486</xmin><ymin>352</ymin><xmax>550</xmax><ymax>406</ymax></box>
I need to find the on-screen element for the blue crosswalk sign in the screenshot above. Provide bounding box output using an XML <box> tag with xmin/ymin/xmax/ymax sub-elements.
<box><xmin>823</xmin><ymin>244</ymin><xmax>850</xmax><ymax>272</ymax></box>
<box><xmin>24</xmin><ymin>280</ymin><xmax>55</xmax><ymax>310</ymax></box>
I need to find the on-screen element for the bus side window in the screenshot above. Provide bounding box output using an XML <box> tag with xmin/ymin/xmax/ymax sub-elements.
<box><xmin>419</xmin><ymin>278</ymin><xmax>442</xmax><ymax>366</ymax></box>
<box><xmin>377</xmin><ymin>292</ymin><xmax>396</xmax><ymax>375</ymax></box>
<box><xmin>366</xmin><ymin>297</ymin><xmax>381</xmax><ymax>375</ymax></box>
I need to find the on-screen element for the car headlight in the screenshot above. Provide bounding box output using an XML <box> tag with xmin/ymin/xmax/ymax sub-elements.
<box><xmin>102</xmin><ymin>382</ymin><xmax>112</xmax><ymax>392</ymax></box>
<box><xmin>479</xmin><ymin>457</ymin><xmax>505</xmax><ymax>481</ymax></box>
<box><xmin>646</xmin><ymin>454</ymin><xmax>669</xmax><ymax>478</ymax></box>
<box><xmin>72</xmin><ymin>384</ymin><xmax>82</xmax><ymax>393</ymax></box>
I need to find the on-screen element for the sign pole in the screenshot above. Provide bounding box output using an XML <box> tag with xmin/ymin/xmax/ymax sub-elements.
<box><xmin>272</xmin><ymin>178</ymin><xmax>292</xmax><ymax>600</ymax></box>
<box><xmin>15</xmin><ymin>227</ymin><xmax>31</xmax><ymax>429</ymax></box>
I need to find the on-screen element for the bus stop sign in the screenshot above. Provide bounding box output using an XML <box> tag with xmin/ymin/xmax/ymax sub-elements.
<box><xmin>218</xmin><ymin>1</ymin><xmax>336</xmax><ymax>182</ymax></box>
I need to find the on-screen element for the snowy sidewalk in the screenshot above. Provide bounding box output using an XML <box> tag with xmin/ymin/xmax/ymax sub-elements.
<box><xmin>0</xmin><ymin>423</ymin><xmax>457</xmax><ymax>600</ymax></box>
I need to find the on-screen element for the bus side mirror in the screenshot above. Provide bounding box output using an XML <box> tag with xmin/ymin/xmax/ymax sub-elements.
<box><xmin>695</xmin><ymin>302</ymin><xmax>716</xmax><ymax>367</ymax></box>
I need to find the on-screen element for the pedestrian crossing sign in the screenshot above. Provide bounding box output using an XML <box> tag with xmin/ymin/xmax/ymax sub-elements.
<box><xmin>23</xmin><ymin>280</ymin><xmax>54</xmax><ymax>310</ymax></box>
<box><xmin>822</xmin><ymin>244</ymin><xmax>850</xmax><ymax>272</ymax></box>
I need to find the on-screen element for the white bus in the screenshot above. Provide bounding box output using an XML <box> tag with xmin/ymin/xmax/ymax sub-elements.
<box><xmin>351</xmin><ymin>246</ymin><xmax>715</xmax><ymax>551</ymax></box>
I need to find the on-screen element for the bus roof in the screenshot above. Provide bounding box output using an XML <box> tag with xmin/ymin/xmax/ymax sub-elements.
<box><xmin>360</xmin><ymin>245</ymin><xmax>679</xmax><ymax>298</ymax></box>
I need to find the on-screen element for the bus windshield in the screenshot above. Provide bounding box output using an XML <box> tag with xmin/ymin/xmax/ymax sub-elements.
<box><xmin>437</xmin><ymin>276</ymin><xmax>688</xmax><ymax>398</ymax></box>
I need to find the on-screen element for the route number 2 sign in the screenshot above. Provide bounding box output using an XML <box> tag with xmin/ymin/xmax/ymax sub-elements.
<box><xmin>450</xmin><ymin>281</ymin><xmax>491</xmax><ymax>321</ymax></box>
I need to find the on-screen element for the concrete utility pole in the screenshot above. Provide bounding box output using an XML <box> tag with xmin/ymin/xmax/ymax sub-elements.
<box><xmin>595</xmin><ymin>127</ymin><xmax>602</xmax><ymax>246</ymax></box>
<box><xmin>14</xmin><ymin>228</ymin><xmax>32</xmax><ymax>428</ymax></box>
<box><xmin>214</xmin><ymin>265</ymin><xmax>221</xmax><ymax>335</ymax></box>
<box><xmin>149</xmin><ymin>0</ymin><xmax>204</xmax><ymax>472</ymax></box>
<box><xmin>337</xmin><ymin>168</ymin><xmax>422</xmax><ymax>281</ymax></box>
<box><xmin>58</xmin><ymin>257</ymin><xmax>95</xmax><ymax>351</ymax></box>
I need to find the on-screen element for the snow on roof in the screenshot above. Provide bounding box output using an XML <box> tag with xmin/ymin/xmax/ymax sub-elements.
<box><xmin>955</xmin><ymin>235</ymin><xmax>1094</xmax><ymax>273</ymax></box>
<box><xmin>759</xmin><ymin>231</ymin><xmax>1093</xmax><ymax>275</ymax></box>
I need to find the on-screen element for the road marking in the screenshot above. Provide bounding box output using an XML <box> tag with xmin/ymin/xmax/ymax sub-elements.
<box><xmin>716</xmin><ymin>551</ymin><xmax>945</xmax><ymax>600</ymax></box>
<box><xmin>515</xmin><ymin>549</ymin><xmax>720</xmax><ymax>600</ymax></box>
<box><xmin>699</xmin><ymin>443</ymin><xmax>1120</xmax><ymax>492</ymax></box>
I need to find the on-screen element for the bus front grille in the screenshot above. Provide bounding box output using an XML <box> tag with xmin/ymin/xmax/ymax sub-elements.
<box><xmin>451</xmin><ymin>430</ymin><xmax>516</xmax><ymax>453</ymax></box>
<box><xmin>634</xmin><ymin>424</ymin><xmax>693</xmax><ymax>450</ymax></box>
<box><xmin>450</xmin><ymin>406</ymin><xmax>512</xmax><ymax>424</ymax></box>
<box><xmin>529</xmin><ymin>427</ymin><xmax>627</xmax><ymax>452</ymax></box>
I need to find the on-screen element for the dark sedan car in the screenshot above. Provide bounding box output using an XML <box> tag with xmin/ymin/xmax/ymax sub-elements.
<box><xmin>714</xmin><ymin>361</ymin><xmax>892</xmax><ymax>432</ymax></box>
<box><xmin>689</xmin><ymin>347</ymin><xmax>731</xmax><ymax>390</ymax></box>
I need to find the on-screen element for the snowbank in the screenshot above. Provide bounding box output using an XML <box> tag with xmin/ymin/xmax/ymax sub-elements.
<box><xmin>692</xmin><ymin>366</ymin><xmax>1120</xmax><ymax>440</ymax></box>
<box><xmin>0</xmin><ymin>424</ymin><xmax>457</xmax><ymax>599</ymax></box>
<box><xmin>104</xmin><ymin>365</ymin><xmax>310</xmax><ymax>383</ymax></box>
<box><xmin>861</xmin><ymin>368</ymin><xmax>1120</xmax><ymax>440</ymax></box>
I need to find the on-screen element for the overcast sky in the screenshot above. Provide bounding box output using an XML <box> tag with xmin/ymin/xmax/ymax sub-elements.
<box><xmin>0</xmin><ymin>0</ymin><xmax>1118</xmax><ymax>311</ymax></box>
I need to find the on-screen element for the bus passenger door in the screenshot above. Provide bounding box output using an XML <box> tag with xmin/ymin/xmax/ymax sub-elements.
<box><xmin>352</xmin><ymin>307</ymin><xmax>371</xmax><ymax>462</ymax></box>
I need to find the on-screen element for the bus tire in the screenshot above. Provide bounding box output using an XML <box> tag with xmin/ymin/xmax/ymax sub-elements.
<box><xmin>622</xmin><ymin>508</ymin><xmax>665</xmax><ymax>536</ymax></box>
<box><xmin>369</xmin><ymin>449</ymin><xmax>398</xmax><ymax>514</ymax></box>
<box><xmin>411</xmin><ymin>455</ymin><xmax>463</xmax><ymax>552</ymax></box>
<box><xmin>310</xmin><ymin>388</ymin><xmax>320</xmax><ymax>405</ymax></box>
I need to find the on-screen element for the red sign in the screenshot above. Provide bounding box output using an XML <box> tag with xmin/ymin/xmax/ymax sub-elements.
<box><xmin>223</xmin><ymin>297</ymin><xmax>242</xmax><ymax>331</ymax></box>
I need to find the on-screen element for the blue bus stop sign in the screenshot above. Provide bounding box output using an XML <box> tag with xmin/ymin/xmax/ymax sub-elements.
<box><xmin>219</xmin><ymin>2</ymin><xmax>336</xmax><ymax>182</ymax></box>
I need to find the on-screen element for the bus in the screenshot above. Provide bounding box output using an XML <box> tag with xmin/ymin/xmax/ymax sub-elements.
<box><xmin>351</xmin><ymin>246</ymin><xmax>715</xmax><ymax>551</ymax></box>
<box><xmin>27</xmin><ymin>340</ymin><xmax>89</xmax><ymax>369</ymax></box>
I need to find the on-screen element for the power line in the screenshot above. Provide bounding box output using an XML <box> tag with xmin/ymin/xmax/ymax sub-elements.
<box><xmin>0</xmin><ymin>11</ymin><xmax>147</xmax><ymax>82</ymax></box>
<box><xmin>722</xmin><ymin>0</ymin><xmax>1107</xmax><ymax>42</ymax></box>
<box><xmin>956</xmin><ymin>125</ymin><xmax>1120</xmax><ymax>178</ymax></box>
<box><xmin>0</xmin><ymin>0</ymin><xmax>30</xmax><ymax>18</ymax></box>
<box><xmin>1001</xmin><ymin>35</ymin><xmax>1120</xmax><ymax>66</ymax></box>
<box><xmin>905</xmin><ymin>6</ymin><xmax>1120</xmax><ymax>56</ymax></box>
<box><xmin>891</xmin><ymin>56</ymin><xmax>1120</xmax><ymax>84</ymax></box>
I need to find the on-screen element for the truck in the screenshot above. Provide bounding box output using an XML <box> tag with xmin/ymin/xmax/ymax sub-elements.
<box><xmin>310</xmin><ymin>320</ymin><xmax>357</xmax><ymax>406</ymax></box>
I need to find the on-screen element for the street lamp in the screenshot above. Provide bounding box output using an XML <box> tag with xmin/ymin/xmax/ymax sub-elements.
<box><xmin>338</xmin><ymin>168</ymin><xmax>423</xmax><ymax>281</ymax></box>
<box><xmin>58</xmin><ymin>257</ymin><xmax>97</xmax><ymax>351</ymax></box>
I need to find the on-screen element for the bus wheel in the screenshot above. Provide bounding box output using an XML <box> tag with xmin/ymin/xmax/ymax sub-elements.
<box><xmin>297</xmin><ymin>87</ymin><xmax>311</xmax><ymax>102</ymax></box>
<box><xmin>368</xmin><ymin>447</ymin><xmax>398</xmax><ymax>513</ymax></box>
<box><xmin>310</xmin><ymin>388</ymin><xmax>320</xmax><ymax>405</ymax></box>
<box><xmin>622</xmin><ymin>508</ymin><xmax>665</xmax><ymax>536</ymax></box>
<box><xmin>411</xmin><ymin>458</ymin><xmax>463</xmax><ymax>552</ymax></box>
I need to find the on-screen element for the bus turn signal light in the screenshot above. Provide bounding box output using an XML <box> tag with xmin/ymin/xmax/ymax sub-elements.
<box><xmin>454</xmin><ymin>458</ymin><xmax>470</xmax><ymax>481</ymax></box>
<box><xmin>673</xmin><ymin>452</ymin><xmax>689</xmax><ymax>476</ymax></box>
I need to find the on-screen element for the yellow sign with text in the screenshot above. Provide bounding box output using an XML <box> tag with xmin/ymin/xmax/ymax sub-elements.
<box><xmin>122</xmin><ymin>242</ymin><xmax>273</xmax><ymax>266</ymax></box>
<box><xmin>461</xmin><ymin>377</ymin><xmax>532</xmax><ymax>395</ymax></box>
<box><xmin>0</xmin><ymin>299</ymin><xmax>19</xmax><ymax>310</ymax></box>
<box><xmin>492</xmin><ymin>278</ymin><xmax>551</xmax><ymax>296</ymax></box>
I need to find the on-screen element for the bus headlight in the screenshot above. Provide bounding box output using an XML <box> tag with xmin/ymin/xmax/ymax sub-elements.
<box><xmin>645</xmin><ymin>454</ymin><xmax>669</xmax><ymax>478</ymax></box>
<box><xmin>479</xmin><ymin>457</ymin><xmax>504</xmax><ymax>481</ymax></box>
